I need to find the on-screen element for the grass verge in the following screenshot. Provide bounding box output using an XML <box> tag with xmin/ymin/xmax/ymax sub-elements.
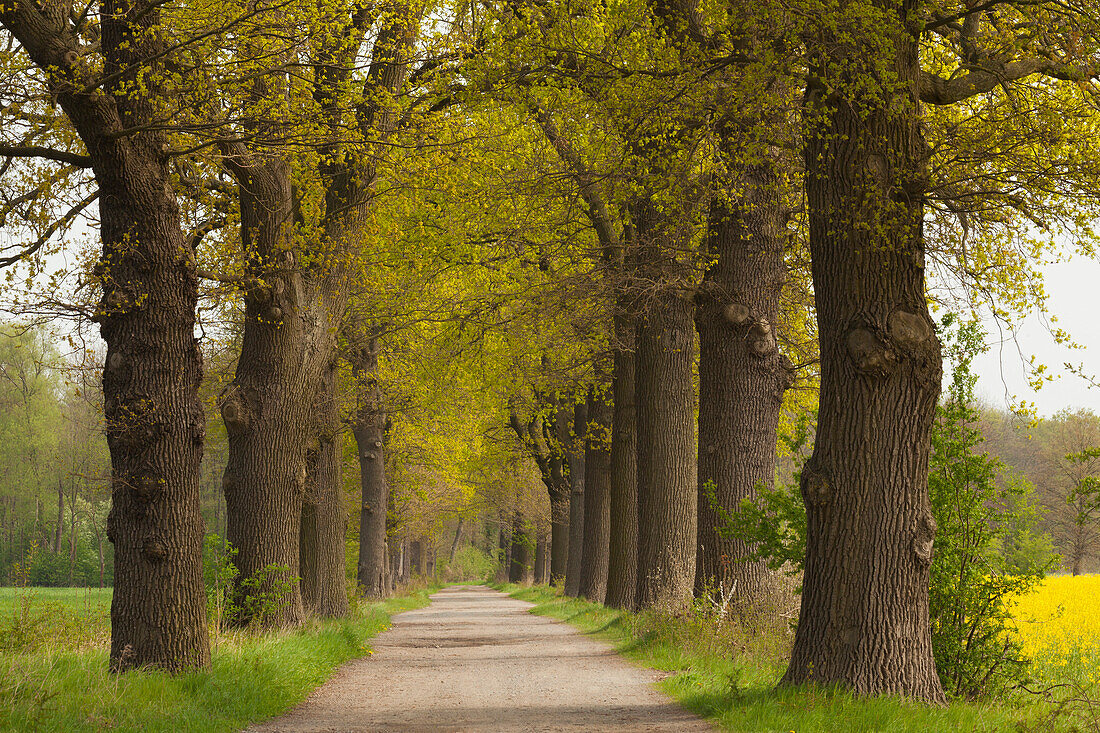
<box><xmin>0</xmin><ymin>586</ymin><xmax>432</xmax><ymax>732</ymax></box>
<box><xmin>498</xmin><ymin>584</ymin><xmax>1083</xmax><ymax>732</ymax></box>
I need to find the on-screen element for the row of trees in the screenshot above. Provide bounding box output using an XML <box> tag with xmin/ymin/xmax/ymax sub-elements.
<box><xmin>2</xmin><ymin>0</ymin><xmax>1099</xmax><ymax>705</ymax></box>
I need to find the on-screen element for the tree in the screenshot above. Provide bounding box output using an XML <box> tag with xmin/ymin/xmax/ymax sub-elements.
<box><xmin>928</xmin><ymin>315</ymin><xmax>1046</xmax><ymax>698</ymax></box>
<box><xmin>782</xmin><ymin>0</ymin><xmax>946</xmax><ymax>701</ymax></box>
<box><xmin>218</xmin><ymin>0</ymin><xmax>422</xmax><ymax>624</ymax></box>
<box><xmin>1061</xmin><ymin>445</ymin><xmax>1100</xmax><ymax>575</ymax></box>
<box><xmin>349</xmin><ymin>328</ymin><xmax>389</xmax><ymax>599</ymax></box>
<box><xmin>1</xmin><ymin>0</ymin><xmax>210</xmax><ymax>670</ymax></box>
<box><xmin>579</xmin><ymin>380</ymin><xmax>611</xmax><ymax>602</ymax></box>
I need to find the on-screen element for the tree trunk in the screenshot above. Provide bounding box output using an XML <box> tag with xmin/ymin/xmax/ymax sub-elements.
<box><xmin>0</xmin><ymin>0</ymin><xmax>221</xmax><ymax>660</ymax></box>
<box><xmin>606</xmin><ymin>312</ymin><xmax>639</xmax><ymax>610</ymax></box>
<box><xmin>54</xmin><ymin>479</ymin><xmax>63</xmax><ymax>554</ymax></box>
<box><xmin>410</xmin><ymin>539</ymin><xmax>423</xmax><ymax>577</ymax></box>
<box><xmin>564</xmin><ymin>401</ymin><xmax>587</xmax><ymax>597</ymax></box>
<box><xmin>694</xmin><ymin>155</ymin><xmax>791</xmax><ymax>605</ymax></box>
<box><xmin>220</xmin><ymin>156</ymin><xmax>313</xmax><ymax>627</ymax></box>
<box><xmin>633</xmin><ymin>204</ymin><xmax>697</xmax><ymax>611</ymax></box>
<box><xmin>534</xmin><ymin>533</ymin><xmax>548</xmax><ymax>584</ymax></box>
<box><xmin>449</xmin><ymin>519</ymin><xmax>464</xmax><ymax>562</ymax></box>
<box><xmin>299</xmin><ymin>360</ymin><xmax>348</xmax><ymax>618</ymax></box>
<box><xmin>781</xmin><ymin>6</ymin><xmax>946</xmax><ymax>702</ymax></box>
<box><xmin>580</xmin><ymin>383</ymin><xmax>612</xmax><ymax>603</ymax></box>
<box><xmin>351</xmin><ymin>334</ymin><xmax>388</xmax><ymax>599</ymax></box>
<box><xmin>69</xmin><ymin>486</ymin><xmax>77</xmax><ymax>586</ymax></box>
<box><xmin>509</xmin><ymin>513</ymin><xmax>532</xmax><ymax>583</ymax></box>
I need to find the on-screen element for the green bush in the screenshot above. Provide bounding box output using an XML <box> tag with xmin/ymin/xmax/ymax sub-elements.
<box><xmin>442</xmin><ymin>546</ymin><xmax>495</xmax><ymax>582</ymax></box>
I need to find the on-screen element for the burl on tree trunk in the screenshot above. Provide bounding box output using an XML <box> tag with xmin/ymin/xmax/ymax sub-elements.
<box><xmin>781</xmin><ymin>1</ymin><xmax>946</xmax><ymax>702</ymax></box>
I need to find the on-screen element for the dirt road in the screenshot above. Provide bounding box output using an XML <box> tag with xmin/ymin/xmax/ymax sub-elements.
<box><xmin>248</xmin><ymin>585</ymin><xmax>712</xmax><ymax>732</ymax></box>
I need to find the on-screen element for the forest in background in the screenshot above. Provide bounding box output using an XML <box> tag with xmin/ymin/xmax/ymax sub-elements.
<box><xmin>0</xmin><ymin>314</ymin><xmax>1096</xmax><ymax>588</ymax></box>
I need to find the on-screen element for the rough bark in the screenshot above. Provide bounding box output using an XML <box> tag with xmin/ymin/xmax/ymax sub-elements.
<box><xmin>564</xmin><ymin>401</ymin><xmax>587</xmax><ymax>597</ymax></box>
<box><xmin>299</xmin><ymin>359</ymin><xmax>348</xmax><ymax>618</ymax></box>
<box><xmin>351</xmin><ymin>334</ymin><xmax>388</xmax><ymax>599</ymax></box>
<box><xmin>0</xmin><ymin>0</ymin><xmax>212</xmax><ymax>671</ymax></box>
<box><xmin>579</xmin><ymin>383</ymin><xmax>612</xmax><ymax>603</ymax></box>
<box><xmin>781</xmin><ymin>4</ymin><xmax>946</xmax><ymax>702</ymax></box>
<box><xmin>606</xmin><ymin>312</ymin><xmax>639</xmax><ymax>610</ymax></box>
<box><xmin>694</xmin><ymin>156</ymin><xmax>792</xmax><ymax>605</ymax></box>
<box><xmin>633</xmin><ymin>206</ymin><xmax>697</xmax><ymax>612</ymax></box>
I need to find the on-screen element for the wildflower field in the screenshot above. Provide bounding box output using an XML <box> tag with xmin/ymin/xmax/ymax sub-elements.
<box><xmin>1012</xmin><ymin>574</ymin><xmax>1100</xmax><ymax>661</ymax></box>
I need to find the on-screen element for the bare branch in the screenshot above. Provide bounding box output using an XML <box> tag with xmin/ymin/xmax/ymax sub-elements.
<box><xmin>0</xmin><ymin>143</ymin><xmax>93</xmax><ymax>168</ymax></box>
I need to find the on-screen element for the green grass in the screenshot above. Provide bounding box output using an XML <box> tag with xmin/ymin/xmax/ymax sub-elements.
<box><xmin>0</xmin><ymin>586</ymin><xmax>432</xmax><ymax>732</ymax></box>
<box><xmin>500</xmin><ymin>584</ymin><xmax>1093</xmax><ymax>732</ymax></box>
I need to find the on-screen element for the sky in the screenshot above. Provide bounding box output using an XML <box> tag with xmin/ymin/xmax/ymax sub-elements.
<box><xmin>973</xmin><ymin>256</ymin><xmax>1100</xmax><ymax>417</ymax></box>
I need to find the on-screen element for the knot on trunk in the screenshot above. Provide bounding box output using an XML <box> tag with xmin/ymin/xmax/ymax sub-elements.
<box><xmin>660</xmin><ymin>326</ymin><xmax>690</xmax><ymax>352</ymax></box>
<box><xmin>888</xmin><ymin>309</ymin><xmax>933</xmax><ymax>350</ymax></box>
<box><xmin>142</xmin><ymin>537</ymin><xmax>168</xmax><ymax>562</ymax></box>
<box><xmin>749</xmin><ymin>319</ymin><xmax>775</xmax><ymax>358</ymax></box>
<box><xmin>912</xmin><ymin>512</ymin><xmax>937</xmax><ymax>566</ymax></box>
<box><xmin>104</xmin><ymin>350</ymin><xmax>131</xmax><ymax>387</ymax></box>
<box><xmin>865</xmin><ymin>153</ymin><xmax>890</xmax><ymax>187</ymax></box>
<box><xmin>244</xmin><ymin>278</ymin><xmax>272</xmax><ymax>304</ymax></box>
<box><xmin>190</xmin><ymin>406</ymin><xmax>206</xmax><ymax>444</ymax></box>
<box><xmin>107</xmin><ymin>396</ymin><xmax>160</xmax><ymax>448</ymax></box>
<box><xmin>771</xmin><ymin>354</ymin><xmax>796</xmax><ymax>400</ymax></box>
<box><xmin>846</xmin><ymin>328</ymin><xmax>896</xmax><ymax>376</ymax></box>
<box><xmin>800</xmin><ymin>462</ymin><xmax>831</xmax><ymax>506</ymax></box>
<box><xmin>222</xmin><ymin>471</ymin><xmax>236</xmax><ymax>495</ymax></box>
<box><xmin>220</xmin><ymin>391</ymin><xmax>251</xmax><ymax>435</ymax></box>
<box><xmin>99</xmin><ymin>284</ymin><xmax>144</xmax><ymax>319</ymax></box>
<box><xmin>723</xmin><ymin>302</ymin><xmax>751</xmax><ymax>325</ymax></box>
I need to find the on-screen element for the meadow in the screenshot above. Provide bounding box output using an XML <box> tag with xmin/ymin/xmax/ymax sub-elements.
<box><xmin>0</xmin><ymin>585</ymin><xmax>432</xmax><ymax>732</ymax></box>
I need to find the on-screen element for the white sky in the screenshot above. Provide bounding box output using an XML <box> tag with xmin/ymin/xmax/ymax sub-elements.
<box><xmin>973</xmin><ymin>257</ymin><xmax>1100</xmax><ymax>417</ymax></box>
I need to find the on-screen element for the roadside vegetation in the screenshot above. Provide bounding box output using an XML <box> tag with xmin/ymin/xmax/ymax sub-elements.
<box><xmin>503</xmin><ymin>580</ymin><xmax>1100</xmax><ymax>732</ymax></box>
<box><xmin>0</xmin><ymin>584</ymin><xmax>432</xmax><ymax>732</ymax></box>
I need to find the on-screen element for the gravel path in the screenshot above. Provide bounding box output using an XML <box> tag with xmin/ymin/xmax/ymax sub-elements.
<box><xmin>247</xmin><ymin>585</ymin><xmax>712</xmax><ymax>732</ymax></box>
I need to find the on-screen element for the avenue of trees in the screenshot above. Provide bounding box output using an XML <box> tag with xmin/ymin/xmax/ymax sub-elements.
<box><xmin>1</xmin><ymin>0</ymin><xmax>1100</xmax><ymax>704</ymax></box>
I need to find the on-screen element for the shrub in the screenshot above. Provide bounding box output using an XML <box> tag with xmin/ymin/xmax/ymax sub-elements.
<box><xmin>442</xmin><ymin>546</ymin><xmax>495</xmax><ymax>582</ymax></box>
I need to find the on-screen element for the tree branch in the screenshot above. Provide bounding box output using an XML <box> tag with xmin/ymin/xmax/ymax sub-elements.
<box><xmin>0</xmin><ymin>143</ymin><xmax>93</xmax><ymax>168</ymax></box>
<box><xmin>920</xmin><ymin>58</ymin><xmax>1091</xmax><ymax>105</ymax></box>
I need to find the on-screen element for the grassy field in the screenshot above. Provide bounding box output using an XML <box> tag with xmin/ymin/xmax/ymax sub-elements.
<box><xmin>0</xmin><ymin>585</ymin><xmax>432</xmax><ymax>732</ymax></box>
<box><xmin>502</xmin><ymin>576</ymin><xmax>1100</xmax><ymax>732</ymax></box>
